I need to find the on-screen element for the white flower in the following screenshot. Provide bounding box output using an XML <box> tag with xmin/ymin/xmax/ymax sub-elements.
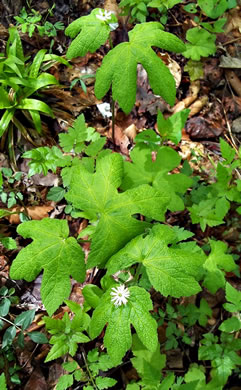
<box><xmin>109</xmin><ymin>22</ymin><xmax>119</xmax><ymax>32</ymax></box>
<box><xmin>110</xmin><ymin>285</ymin><xmax>130</xmax><ymax>306</ymax></box>
<box><xmin>96</xmin><ymin>9</ymin><xmax>113</xmax><ymax>22</ymax></box>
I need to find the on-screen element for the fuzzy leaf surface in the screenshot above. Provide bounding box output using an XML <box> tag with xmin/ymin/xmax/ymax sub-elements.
<box><xmin>10</xmin><ymin>219</ymin><xmax>85</xmax><ymax>315</ymax></box>
<box><xmin>95</xmin><ymin>22</ymin><xmax>185</xmax><ymax>112</ymax></box>
<box><xmin>65</xmin><ymin>153</ymin><xmax>169</xmax><ymax>268</ymax></box>
<box><xmin>65</xmin><ymin>9</ymin><xmax>117</xmax><ymax>59</ymax></box>
<box><xmin>107</xmin><ymin>224</ymin><xmax>203</xmax><ymax>298</ymax></box>
<box><xmin>89</xmin><ymin>286</ymin><xmax>158</xmax><ymax>363</ymax></box>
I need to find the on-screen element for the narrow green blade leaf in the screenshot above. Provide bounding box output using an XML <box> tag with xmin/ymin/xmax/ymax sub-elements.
<box><xmin>17</xmin><ymin>98</ymin><xmax>54</xmax><ymax>117</ymax></box>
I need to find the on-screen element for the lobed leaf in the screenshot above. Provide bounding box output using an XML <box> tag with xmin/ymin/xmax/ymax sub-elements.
<box><xmin>65</xmin><ymin>9</ymin><xmax>116</xmax><ymax>59</ymax></box>
<box><xmin>10</xmin><ymin>219</ymin><xmax>85</xmax><ymax>315</ymax></box>
<box><xmin>95</xmin><ymin>22</ymin><xmax>185</xmax><ymax>112</ymax></box>
<box><xmin>183</xmin><ymin>27</ymin><xmax>216</xmax><ymax>61</ymax></box>
<box><xmin>121</xmin><ymin>144</ymin><xmax>192</xmax><ymax>211</ymax></box>
<box><xmin>89</xmin><ymin>286</ymin><xmax>158</xmax><ymax>363</ymax></box>
<box><xmin>107</xmin><ymin>224</ymin><xmax>203</xmax><ymax>298</ymax></box>
<box><xmin>65</xmin><ymin>153</ymin><xmax>169</xmax><ymax>268</ymax></box>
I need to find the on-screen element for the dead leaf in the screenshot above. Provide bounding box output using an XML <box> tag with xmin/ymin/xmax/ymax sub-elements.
<box><xmin>104</xmin><ymin>0</ymin><xmax>119</xmax><ymax>14</ymax></box>
<box><xmin>110</xmin><ymin>124</ymin><xmax>130</xmax><ymax>154</ymax></box>
<box><xmin>204</xmin><ymin>58</ymin><xmax>224</xmax><ymax>87</ymax></box>
<box><xmin>47</xmin><ymin>362</ymin><xmax>64</xmax><ymax>389</ymax></box>
<box><xmin>232</xmin><ymin>116</ymin><xmax>241</xmax><ymax>135</ymax></box>
<box><xmin>225</xmin><ymin>6</ymin><xmax>241</xmax><ymax>33</ymax></box>
<box><xmin>188</xmin><ymin>95</ymin><xmax>209</xmax><ymax>117</ymax></box>
<box><xmin>158</xmin><ymin>52</ymin><xmax>182</xmax><ymax>88</ymax></box>
<box><xmin>173</xmin><ymin>80</ymin><xmax>200</xmax><ymax>113</ymax></box>
<box><xmin>225</xmin><ymin>69</ymin><xmax>241</xmax><ymax>97</ymax></box>
<box><xmin>0</xmin><ymin>23</ymin><xmax>8</xmax><ymax>39</ymax></box>
<box><xmin>179</xmin><ymin>140</ymin><xmax>204</xmax><ymax>161</ymax></box>
<box><xmin>166</xmin><ymin>348</ymin><xmax>183</xmax><ymax>369</ymax></box>
<box><xmin>7</xmin><ymin>205</ymin><xmax>53</xmax><ymax>224</ymax></box>
<box><xmin>124</xmin><ymin>124</ymin><xmax>137</xmax><ymax>141</ymax></box>
<box><xmin>42</xmin><ymin>86</ymin><xmax>100</xmax><ymax>116</ymax></box>
<box><xmin>220</xmin><ymin>55</ymin><xmax>241</xmax><ymax>68</ymax></box>
<box><xmin>185</xmin><ymin>115</ymin><xmax>224</xmax><ymax>139</ymax></box>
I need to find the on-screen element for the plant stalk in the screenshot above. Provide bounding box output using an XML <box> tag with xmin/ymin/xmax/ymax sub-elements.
<box><xmin>108</xmin><ymin>32</ymin><xmax>116</xmax><ymax>146</ymax></box>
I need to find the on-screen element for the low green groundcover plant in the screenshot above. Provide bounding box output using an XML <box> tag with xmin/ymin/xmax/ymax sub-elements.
<box><xmin>1</xmin><ymin>2</ymin><xmax>241</xmax><ymax>389</ymax></box>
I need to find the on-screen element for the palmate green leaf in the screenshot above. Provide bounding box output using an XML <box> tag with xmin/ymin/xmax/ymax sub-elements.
<box><xmin>56</xmin><ymin>374</ymin><xmax>74</xmax><ymax>390</ymax></box>
<box><xmin>59</xmin><ymin>114</ymin><xmax>99</xmax><ymax>153</ymax></box>
<box><xmin>89</xmin><ymin>286</ymin><xmax>158</xmax><ymax>363</ymax></box>
<box><xmin>65</xmin><ymin>9</ymin><xmax>118</xmax><ymax>59</ymax></box>
<box><xmin>211</xmin><ymin>350</ymin><xmax>241</xmax><ymax>386</ymax></box>
<box><xmin>183</xmin><ymin>27</ymin><xmax>216</xmax><ymax>61</ymax></box>
<box><xmin>10</xmin><ymin>219</ymin><xmax>85</xmax><ymax>315</ymax></box>
<box><xmin>121</xmin><ymin>144</ymin><xmax>192</xmax><ymax>211</ymax></box>
<box><xmin>107</xmin><ymin>224</ymin><xmax>203</xmax><ymax>298</ymax></box>
<box><xmin>65</xmin><ymin>153</ymin><xmax>169</xmax><ymax>268</ymax></box>
<box><xmin>203</xmin><ymin>240</ymin><xmax>236</xmax><ymax>294</ymax></box>
<box><xmin>95</xmin><ymin>22</ymin><xmax>185</xmax><ymax>113</ymax></box>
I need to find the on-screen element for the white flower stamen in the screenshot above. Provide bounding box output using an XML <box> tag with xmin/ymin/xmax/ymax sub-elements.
<box><xmin>96</xmin><ymin>9</ymin><xmax>113</xmax><ymax>22</ymax></box>
<box><xmin>110</xmin><ymin>285</ymin><xmax>130</xmax><ymax>307</ymax></box>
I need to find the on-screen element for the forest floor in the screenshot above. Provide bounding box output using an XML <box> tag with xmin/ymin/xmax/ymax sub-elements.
<box><xmin>0</xmin><ymin>0</ymin><xmax>241</xmax><ymax>389</ymax></box>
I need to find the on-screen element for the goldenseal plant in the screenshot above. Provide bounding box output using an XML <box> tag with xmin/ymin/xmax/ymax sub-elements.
<box><xmin>65</xmin><ymin>9</ymin><xmax>185</xmax><ymax>113</ymax></box>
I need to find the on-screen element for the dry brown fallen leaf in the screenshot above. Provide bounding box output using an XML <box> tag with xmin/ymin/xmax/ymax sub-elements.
<box><xmin>159</xmin><ymin>52</ymin><xmax>182</xmax><ymax>89</ymax></box>
<box><xmin>24</xmin><ymin>368</ymin><xmax>48</xmax><ymax>390</ymax></box>
<box><xmin>225</xmin><ymin>69</ymin><xmax>241</xmax><ymax>97</ymax></box>
<box><xmin>173</xmin><ymin>80</ymin><xmax>200</xmax><ymax>113</ymax></box>
<box><xmin>188</xmin><ymin>95</ymin><xmax>209</xmax><ymax>117</ymax></box>
<box><xmin>6</xmin><ymin>205</ymin><xmax>53</xmax><ymax>224</ymax></box>
<box><xmin>225</xmin><ymin>6</ymin><xmax>241</xmax><ymax>33</ymax></box>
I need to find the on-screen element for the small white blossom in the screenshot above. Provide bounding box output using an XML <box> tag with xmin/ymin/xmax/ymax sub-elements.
<box><xmin>110</xmin><ymin>285</ymin><xmax>130</xmax><ymax>306</ymax></box>
<box><xmin>109</xmin><ymin>22</ymin><xmax>119</xmax><ymax>31</ymax></box>
<box><xmin>96</xmin><ymin>9</ymin><xmax>113</xmax><ymax>22</ymax></box>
